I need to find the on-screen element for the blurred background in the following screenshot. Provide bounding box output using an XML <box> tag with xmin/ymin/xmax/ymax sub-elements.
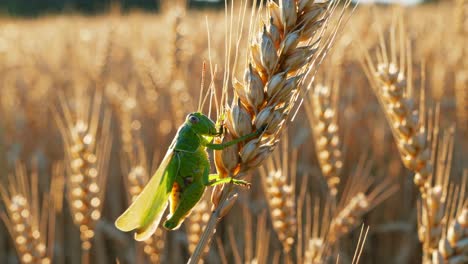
<box><xmin>0</xmin><ymin>0</ymin><xmax>227</xmax><ymax>17</ymax></box>
<box><xmin>0</xmin><ymin>0</ymin><xmax>466</xmax><ymax>264</ymax></box>
<box><xmin>1</xmin><ymin>0</ymin><xmax>441</xmax><ymax>17</ymax></box>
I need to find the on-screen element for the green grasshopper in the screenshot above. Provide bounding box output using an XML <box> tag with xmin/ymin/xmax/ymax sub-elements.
<box><xmin>115</xmin><ymin>112</ymin><xmax>262</xmax><ymax>241</ymax></box>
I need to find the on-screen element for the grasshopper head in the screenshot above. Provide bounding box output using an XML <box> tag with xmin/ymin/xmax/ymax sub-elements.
<box><xmin>186</xmin><ymin>112</ymin><xmax>218</xmax><ymax>136</ymax></box>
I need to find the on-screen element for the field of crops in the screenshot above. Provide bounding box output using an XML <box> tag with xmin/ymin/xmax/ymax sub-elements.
<box><xmin>0</xmin><ymin>1</ymin><xmax>466</xmax><ymax>263</ymax></box>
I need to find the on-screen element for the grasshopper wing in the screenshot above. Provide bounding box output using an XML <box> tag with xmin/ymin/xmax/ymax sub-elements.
<box><xmin>115</xmin><ymin>148</ymin><xmax>179</xmax><ymax>241</ymax></box>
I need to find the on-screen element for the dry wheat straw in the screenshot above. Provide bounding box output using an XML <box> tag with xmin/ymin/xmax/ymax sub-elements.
<box><xmin>0</xmin><ymin>162</ymin><xmax>62</xmax><ymax>264</ymax></box>
<box><xmin>190</xmin><ymin>1</ymin><xmax>351</xmax><ymax>261</ymax></box>
<box><xmin>54</xmin><ymin>89</ymin><xmax>111</xmax><ymax>261</ymax></box>
<box><xmin>248</xmin><ymin>212</ymin><xmax>272</xmax><ymax>264</ymax></box>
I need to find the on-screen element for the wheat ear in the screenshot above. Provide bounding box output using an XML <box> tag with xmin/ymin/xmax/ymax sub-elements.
<box><xmin>0</xmin><ymin>162</ymin><xmax>63</xmax><ymax>264</ymax></box>
<box><xmin>360</xmin><ymin>19</ymin><xmax>465</xmax><ymax>262</ymax></box>
<box><xmin>304</xmin><ymin>81</ymin><xmax>343</xmax><ymax>198</ymax></box>
<box><xmin>259</xmin><ymin>136</ymin><xmax>297</xmax><ymax>253</ymax></box>
<box><xmin>432</xmin><ymin>170</ymin><xmax>467</xmax><ymax>264</ymax></box>
<box><xmin>54</xmin><ymin>89</ymin><xmax>111</xmax><ymax>261</ymax></box>
<box><xmin>415</xmin><ymin>126</ymin><xmax>457</xmax><ymax>263</ymax></box>
<box><xmin>361</xmin><ymin>19</ymin><xmax>433</xmax><ymax>197</ymax></box>
<box><xmin>215</xmin><ymin>0</ymin><xmax>346</xmax><ymax>176</ymax></box>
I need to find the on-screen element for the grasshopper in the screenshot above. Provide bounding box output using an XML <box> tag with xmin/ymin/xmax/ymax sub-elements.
<box><xmin>115</xmin><ymin>112</ymin><xmax>263</xmax><ymax>241</ymax></box>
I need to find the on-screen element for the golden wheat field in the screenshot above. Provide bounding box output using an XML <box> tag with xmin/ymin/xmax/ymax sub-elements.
<box><xmin>0</xmin><ymin>1</ymin><xmax>467</xmax><ymax>263</ymax></box>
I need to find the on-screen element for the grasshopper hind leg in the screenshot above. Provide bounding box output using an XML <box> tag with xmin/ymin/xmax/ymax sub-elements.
<box><xmin>163</xmin><ymin>181</ymin><xmax>206</xmax><ymax>230</ymax></box>
<box><xmin>169</xmin><ymin>182</ymin><xmax>182</xmax><ymax>216</ymax></box>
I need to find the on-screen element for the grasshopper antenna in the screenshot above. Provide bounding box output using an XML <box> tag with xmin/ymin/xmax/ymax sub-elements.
<box><xmin>207</xmin><ymin>65</ymin><xmax>216</xmax><ymax>120</ymax></box>
<box><xmin>197</xmin><ymin>61</ymin><xmax>207</xmax><ymax>112</ymax></box>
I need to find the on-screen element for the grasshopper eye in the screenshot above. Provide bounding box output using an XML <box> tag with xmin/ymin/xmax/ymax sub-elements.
<box><xmin>189</xmin><ymin>115</ymin><xmax>199</xmax><ymax>124</ymax></box>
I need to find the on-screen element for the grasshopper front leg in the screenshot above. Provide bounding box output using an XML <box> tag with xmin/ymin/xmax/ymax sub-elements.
<box><xmin>206</xmin><ymin>174</ymin><xmax>251</xmax><ymax>188</ymax></box>
<box><xmin>206</xmin><ymin>125</ymin><xmax>266</xmax><ymax>150</ymax></box>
